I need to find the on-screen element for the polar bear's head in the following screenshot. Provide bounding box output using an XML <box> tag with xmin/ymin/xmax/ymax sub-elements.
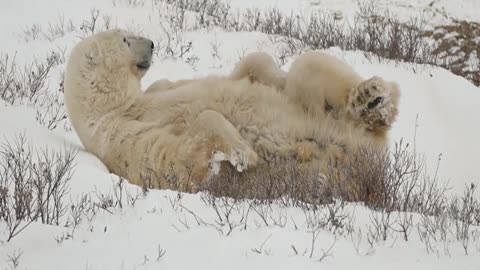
<box><xmin>64</xmin><ymin>30</ymin><xmax>154</xmax><ymax>115</ymax></box>
<box><xmin>346</xmin><ymin>76</ymin><xmax>400</xmax><ymax>134</ymax></box>
<box><xmin>74</xmin><ymin>29</ymin><xmax>153</xmax><ymax>79</ymax></box>
<box><xmin>63</xmin><ymin>30</ymin><xmax>155</xmax><ymax>146</ymax></box>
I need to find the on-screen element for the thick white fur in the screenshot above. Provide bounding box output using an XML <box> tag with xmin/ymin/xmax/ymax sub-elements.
<box><xmin>286</xmin><ymin>51</ymin><xmax>401</xmax><ymax>145</ymax></box>
<box><xmin>64</xmin><ymin>31</ymin><xmax>378</xmax><ymax>192</ymax></box>
<box><xmin>145</xmin><ymin>52</ymin><xmax>286</xmax><ymax>95</ymax></box>
<box><xmin>229</xmin><ymin>51</ymin><xmax>401</xmax><ymax>146</ymax></box>
<box><xmin>285</xmin><ymin>51</ymin><xmax>363</xmax><ymax>117</ymax></box>
<box><xmin>229</xmin><ymin>51</ymin><xmax>287</xmax><ymax>90</ymax></box>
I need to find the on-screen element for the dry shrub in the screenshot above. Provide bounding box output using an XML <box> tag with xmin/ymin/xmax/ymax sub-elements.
<box><xmin>325</xmin><ymin>139</ymin><xmax>450</xmax><ymax>216</ymax></box>
<box><xmin>157</xmin><ymin>0</ymin><xmax>478</xmax><ymax>86</ymax></box>
<box><xmin>0</xmin><ymin>133</ymin><xmax>77</xmax><ymax>242</ymax></box>
<box><xmin>0</xmin><ymin>51</ymin><xmax>69</xmax><ymax>131</ymax></box>
<box><xmin>423</xmin><ymin>20</ymin><xmax>480</xmax><ymax>86</ymax></box>
<box><xmin>199</xmin><ymin>158</ymin><xmax>331</xmax><ymax>207</ymax></box>
<box><xmin>325</xmin><ymin>145</ymin><xmax>388</xmax><ymax>208</ymax></box>
<box><xmin>197</xmin><ymin>138</ymin><xmax>454</xmax><ymax>217</ymax></box>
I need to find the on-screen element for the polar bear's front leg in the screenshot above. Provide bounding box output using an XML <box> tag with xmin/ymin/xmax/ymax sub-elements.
<box><xmin>176</xmin><ymin>110</ymin><xmax>259</xmax><ymax>189</ymax></box>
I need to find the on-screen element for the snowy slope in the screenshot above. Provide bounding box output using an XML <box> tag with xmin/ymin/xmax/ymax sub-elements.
<box><xmin>1</xmin><ymin>0</ymin><xmax>479</xmax><ymax>269</ymax></box>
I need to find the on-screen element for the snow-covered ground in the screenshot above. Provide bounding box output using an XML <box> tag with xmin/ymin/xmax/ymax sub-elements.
<box><xmin>1</xmin><ymin>0</ymin><xmax>479</xmax><ymax>269</ymax></box>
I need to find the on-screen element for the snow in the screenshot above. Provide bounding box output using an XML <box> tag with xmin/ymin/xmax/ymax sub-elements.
<box><xmin>1</xmin><ymin>0</ymin><xmax>479</xmax><ymax>269</ymax></box>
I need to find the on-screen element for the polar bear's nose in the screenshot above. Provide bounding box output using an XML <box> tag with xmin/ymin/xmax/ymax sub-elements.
<box><xmin>149</xmin><ymin>40</ymin><xmax>154</xmax><ymax>51</ymax></box>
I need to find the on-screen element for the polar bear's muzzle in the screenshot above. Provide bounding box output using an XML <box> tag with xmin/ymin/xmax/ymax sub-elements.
<box><xmin>136</xmin><ymin>59</ymin><xmax>151</xmax><ymax>70</ymax></box>
<box><xmin>125</xmin><ymin>36</ymin><xmax>154</xmax><ymax>71</ymax></box>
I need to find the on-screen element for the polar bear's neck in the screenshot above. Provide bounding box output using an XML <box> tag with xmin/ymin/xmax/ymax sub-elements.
<box><xmin>64</xmin><ymin>66</ymin><xmax>143</xmax><ymax>152</ymax></box>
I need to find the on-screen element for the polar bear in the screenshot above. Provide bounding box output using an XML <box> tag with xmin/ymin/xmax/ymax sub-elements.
<box><xmin>229</xmin><ymin>51</ymin><xmax>400</xmax><ymax>146</ymax></box>
<box><xmin>64</xmin><ymin>30</ymin><xmax>375</xmax><ymax>192</ymax></box>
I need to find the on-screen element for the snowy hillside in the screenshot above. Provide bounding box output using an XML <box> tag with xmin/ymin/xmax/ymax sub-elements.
<box><xmin>1</xmin><ymin>0</ymin><xmax>479</xmax><ymax>269</ymax></box>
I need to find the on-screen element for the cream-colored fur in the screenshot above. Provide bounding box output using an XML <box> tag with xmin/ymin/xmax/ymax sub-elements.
<box><xmin>285</xmin><ymin>51</ymin><xmax>364</xmax><ymax>117</ymax></box>
<box><xmin>145</xmin><ymin>52</ymin><xmax>286</xmax><ymax>95</ymax></box>
<box><xmin>64</xmin><ymin>30</ymin><xmax>377</xmax><ymax>192</ymax></box>
<box><xmin>231</xmin><ymin>51</ymin><xmax>401</xmax><ymax>146</ymax></box>
<box><xmin>229</xmin><ymin>51</ymin><xmax>286</xmax><ymax>90</ymax></box>
<box><xmin>145</xmin><ymin>78</ymin><xmax>203</xmax><ymax>94</ymax></box>
<box><xmin>285</xmin><ymin>51</ymin><xmax>401</xmax><ymax>145</ymax></box>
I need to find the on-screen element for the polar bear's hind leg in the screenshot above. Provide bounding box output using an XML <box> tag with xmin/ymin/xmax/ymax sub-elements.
<box><xmin>229</xmin><ymin>51</ymin><xmax>287</xmax><ymax>90</ymax></box>
<box><xmin>179</xmin><ymin>110</ymin><xmax>258</xmax><ymax>187</ymax></box>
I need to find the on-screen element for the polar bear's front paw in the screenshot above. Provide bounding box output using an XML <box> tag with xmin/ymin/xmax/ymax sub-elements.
<box><xmin>348</xmin><ymin>76</ymin><xmax>400</xmax><ymax>132</ymax></box>
<box><xmin>210</xmin><ymin>147</ymin><xmax>258</xmax><ymax>174</ymax></box>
